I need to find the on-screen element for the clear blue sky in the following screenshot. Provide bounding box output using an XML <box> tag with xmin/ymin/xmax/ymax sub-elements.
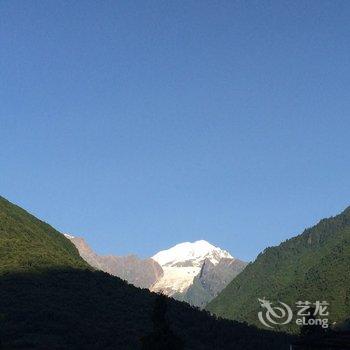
<box><xmin>1</xmin><ymin>1</ymin><xmax>350</xmax><ymax>261</ymax></box>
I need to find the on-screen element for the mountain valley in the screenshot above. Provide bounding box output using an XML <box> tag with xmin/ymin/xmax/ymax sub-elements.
<box><xmin>0</xmin><ymin>195</ymin><xmax>291</xmax><ymax>349</ymax></box>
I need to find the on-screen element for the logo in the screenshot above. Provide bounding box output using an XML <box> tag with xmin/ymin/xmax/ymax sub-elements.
<box><xmin>257</xmin><ymin>298</ymin><xmax>329</xmax><ymax>329</ymax></box>
<box><xmin>258</xmin><ymin>298</ymin><xmax>293</xmax><ymax>328</ymax></box>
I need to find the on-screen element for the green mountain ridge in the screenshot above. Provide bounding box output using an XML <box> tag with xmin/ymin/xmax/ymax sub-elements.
<box><xmin>207</xmin><ymin>206</ymin><xmax>350</xmax><ymax>333</ymax></box>
<box><xmin>0</xmin><ymin>196</ymin><xmax>88</xmax><ymax>273</ymax></box>
<box><xmin>0</xmin><ymin>196</ymin><xmax>291</xmax><ymax>349</ymax></box>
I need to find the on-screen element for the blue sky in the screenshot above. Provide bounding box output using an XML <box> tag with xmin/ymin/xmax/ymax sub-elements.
<box><xmin>1</xmin><ymin>1</ymin><xmax>350</xmax><ymax>261</ymax></box>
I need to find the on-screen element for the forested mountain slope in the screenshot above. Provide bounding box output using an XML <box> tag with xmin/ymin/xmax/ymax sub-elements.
<box><xmin>207</xmin><ymin>207</ymin><xmax>350</xmax><ymax>332</ymax></box>
<box><xmin>0</xmin><ymin>196</ymin><xmax>88</xmax><ymax>273</ymax></box>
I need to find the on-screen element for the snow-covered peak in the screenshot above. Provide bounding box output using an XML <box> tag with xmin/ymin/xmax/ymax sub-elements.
<box><xmin>152</xmin><ymin>240</ymin><xmax>233</xmax><ymax>268</ymax></box>
<box><xmin>64</xmin><ymin>233</ymin><xmax>75</xmax><ymax>239</ymax></box>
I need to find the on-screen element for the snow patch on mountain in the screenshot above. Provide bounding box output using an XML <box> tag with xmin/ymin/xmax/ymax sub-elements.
<box><xmin>152</xmin><ymin>240</ymin><xmax>232</xmax><ymax>267</ymax></box>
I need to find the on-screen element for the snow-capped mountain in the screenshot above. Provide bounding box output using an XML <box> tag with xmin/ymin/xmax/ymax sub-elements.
<box><xmin>150</xmin><ymin>240</ymin><xmax>235</xmax><ymax>296</ymax></box>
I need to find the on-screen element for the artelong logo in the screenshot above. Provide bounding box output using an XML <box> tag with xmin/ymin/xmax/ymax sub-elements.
<box><xmin>257</xmin><ymin>298</ymin><xmax>329</xmax><ymax>329</ymax></box>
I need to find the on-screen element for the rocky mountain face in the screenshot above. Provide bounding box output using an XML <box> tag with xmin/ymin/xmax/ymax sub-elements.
<box><xmin>66</xmin><ymin>235</ymin><xmax>163</xmax><ymax>289</ymax></box>
<box><xmin>198</xmin><ymin>258</ymin><xmax>248</xmax><ymax>297</ymax></box>
<box><xmin>66</xmin><ymin>235</ymin><xmax>247</xmax><ymax>307</ymax></box>
<box><xmin>181</xmin><ymin>257</ymin><xmax>248</xmax><ymax>308</ymax></box>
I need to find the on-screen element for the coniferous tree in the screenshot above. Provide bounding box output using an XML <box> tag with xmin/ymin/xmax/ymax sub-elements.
<box><xmin>141</xmin><ymin>293</ymin><xmax>184</xmax><ymax>350</ymax></box>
